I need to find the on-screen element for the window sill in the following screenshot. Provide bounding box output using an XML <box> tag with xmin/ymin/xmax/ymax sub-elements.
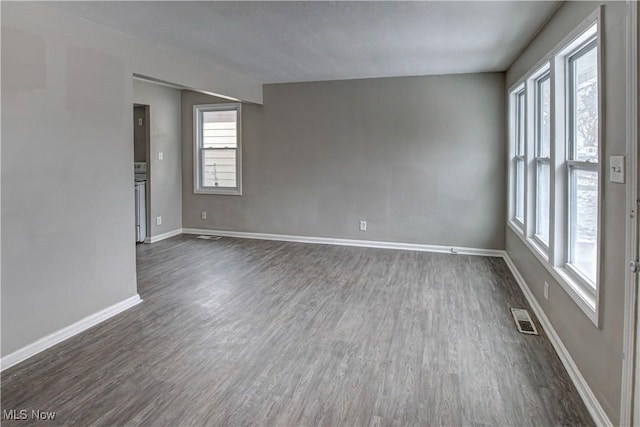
<box><xmin>507</xmin><ymin>220</ymin><xmax>524</xmax><ymax>237</ymax></box>
<box><xmin>194</xmin><ymin>188</ymin><xmax>242</xmax><ymax>196</ymax></box>
<box><xmin>527</xmin><ymin>236</ymin><xmax>549</xmax><ymax>263</ymax></box>
<box><xmin>508</xmin><ymin>226</ymin><xmax>599</xmax><ymax>327</ymax></box>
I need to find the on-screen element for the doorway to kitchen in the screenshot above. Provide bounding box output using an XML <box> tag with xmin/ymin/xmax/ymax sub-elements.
<box><xmin>133</xmin><ymin>104</ymin><xmax>150</xmax><ymax>243</ymax></box>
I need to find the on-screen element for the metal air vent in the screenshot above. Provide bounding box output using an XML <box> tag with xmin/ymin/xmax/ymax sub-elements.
<box><xmin>197</xmin><ymin>235</ymin><xmax>223</xmax><ymax>240</ymax></box>
<box><xmin>511</xmin><ymin>308</ymin><xmax>538</xmax><ymax>335</ymax></box>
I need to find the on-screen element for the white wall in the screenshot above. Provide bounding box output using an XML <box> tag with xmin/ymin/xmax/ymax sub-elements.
<box><xmin>1</xmin><ymin>11</ymin><xmax>138</xmax><ymax>356</ymax></box>
<box><xmin>505</xmin><ymin>2</ymin><xmax>629</xmax><ymax>423</ymax></box>
<box><xmin>133</xmin><ymin>80</ymin><xmax>182</xmax><ymax>238</ymax></box>
<box><xmin>0</xmin><ymin>2</ymin><xmax>260</xmax><ymax>358</ymax></box>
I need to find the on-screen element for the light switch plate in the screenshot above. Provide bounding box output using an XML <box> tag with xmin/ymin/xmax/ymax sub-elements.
<box><xmin>158</xmin><ymin>152</ymin><xmax>164</xmax><ymax>161</ymax></box>
<box><xmin>609</xmin><ymin>156</ymin><xmax>624</xmax><ymax>183</ymax></box>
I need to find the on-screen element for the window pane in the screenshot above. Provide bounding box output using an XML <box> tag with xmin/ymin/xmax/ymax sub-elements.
<box><xmin>516</xmin><ymin>92</ymin><xmax>525</xmax><ymax>155</ymax></box>
<box><xmin>569</xmin><ymin>168</ymin><xmax>598</xmax><ymax>284</ymax></box>
<box><xmin>571</xmin><ymin>45</ymin><xmax>598</xmax><ymax>162</ymax></box>
<box><xmin>203</xmin><ymin>149</ymin><xmax>237</xmax><ymax>188</ymax></box>
<box><xmin>515</xmin><ymin>159</ymin><xmax>524</xmax><ymax>222</ymax></box>
<box><xmin>537</xmin><ymin>76</ymin><xmax>551</xmax><ymax>158</ymax></box>
<box><xmin>535</xmin><ymin>161</ymin><xmax>550</xmax><ymax>244</ymax></box>
<box><xmin>202</xmin><ymin>110</ymin><xmax>237</xmax><ymax>149</ymax></box>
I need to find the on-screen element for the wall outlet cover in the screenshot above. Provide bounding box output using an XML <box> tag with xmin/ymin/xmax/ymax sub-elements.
<box><xmin>544</xmin><ymin>282</ymin><xmax>549</xmax><ymax>300</ymax></box>
<box><xmin>609</xmin><ymin>156</ymin><xmax>624</xmax><ymax>183</ymax></box>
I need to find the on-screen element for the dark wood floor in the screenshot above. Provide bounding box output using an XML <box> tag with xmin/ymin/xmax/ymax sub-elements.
<box><xmin>1</xmin><ymin>235</ymin><xmax>593</xmax><ymax>426</ymax></box>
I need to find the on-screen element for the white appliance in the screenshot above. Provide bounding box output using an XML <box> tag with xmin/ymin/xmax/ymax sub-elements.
<box><xmin>134</xmin><ymin>162</ymin><xmax>147</xmax><ymax>243</ymax></box>
<box><xmin>134</xmin><ymin>162</ymin><xmax>147</xmax><ymax>181</ymax></box>
<box><xmin>135</xmin><ymin>181</ymin><xmax>147</xmax><ymax>243</ymax></box>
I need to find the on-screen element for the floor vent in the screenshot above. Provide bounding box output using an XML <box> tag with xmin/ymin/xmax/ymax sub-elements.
<box><xmin>197</xmin><ymin>235</ymin><xmax>223</xmax><ymax>240</ymax></box>
<box><xmin>510</xmin><ymin>308</ymin><xmax>539</xmax><ymax>335</ymax></box>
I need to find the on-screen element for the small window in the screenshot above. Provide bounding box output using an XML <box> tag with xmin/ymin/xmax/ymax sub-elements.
<box><xmin>193</xmin><ymin>103</ymin><xmax>242</xmax><ymax>195</ymax></box>
<box><xmin>566</xmin><ymin>38</ymin><xmax>599</xmax><ymax>286</ymax></box>
<box><xmin>512</xmin><ymin>88</ymin><xmax>526</xmax><ymax>226</ymax></box>
<box><xmin>534</xmin><ymin>71</ymin><xmax>551</xmax><ymax>247</ymax></box>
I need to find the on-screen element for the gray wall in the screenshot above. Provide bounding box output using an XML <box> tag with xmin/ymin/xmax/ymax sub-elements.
<box><xmin>183</xmin><ymin>73</ymin><xmax>506</xmax><ymax>249</ymax></box>
<box><xmin>0</xmin><ymin>2</ymin><xmax>259</xmax><ymax>358</ymax></box>
<box><xmin>505</xmin><ymin>1</ymin><xmax>628</xmax><ymax>423</ymax></box>
<box><xmin>133</xmin><ymin>80</ymin><xmax>182</xmax><ymax>238</ymax></box>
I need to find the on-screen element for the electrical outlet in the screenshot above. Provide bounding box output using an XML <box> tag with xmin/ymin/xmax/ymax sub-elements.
<box><xmin>359</xmin><ymin>220</ymin><xmax>367</xmax><ymax>231</ymax></box>
<box><xmin>156</xmin><ymin>216</ymin><xmax>162</xmax><ymax>226</ymax></box>
<box><xmin>138</xmin><ymin>118</ymin><xmax>143</xmax><ymax>126</ymax></box>
<box><xmin>201</xmin><ymin>211</ymin><xmax>207</xmax><ymax>220</ymax></box>
<box><xmin>544</xmin><ymin>281</ymin><xmax>549</xmax><ymax>300</ymax></box>
<box><xmin>158</xmin><ymin>152</ymin><xmax>164</xmax><ymax>161</ymax></box>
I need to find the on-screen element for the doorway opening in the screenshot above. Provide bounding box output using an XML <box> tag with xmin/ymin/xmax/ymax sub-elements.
<box><xmin>133</xmin><ymin>104</ymin><xmax>150</xmax><ymax>243</ymax></box>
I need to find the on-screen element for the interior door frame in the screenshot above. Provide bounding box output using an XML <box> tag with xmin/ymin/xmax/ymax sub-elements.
<box><xmin>621</xmin><ymin>1</ymin><xmax>639</xmax><ymax>425</ymax></box>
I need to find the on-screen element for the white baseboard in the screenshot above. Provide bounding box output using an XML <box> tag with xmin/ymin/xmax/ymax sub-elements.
<box><xmin>0</xmin><ymin>294</ymin><xmax>142</xmax><ymax>372</ymax></box>
<box><xmin>502</xmin><ymin>253</ymin><xmax>612</xmax><ymax>427</ymax></box>
<box><xmin>182</xmin><ymin>228</ymin><xmax>504</xmax><ymax>257</ymax></box>
<box><xmin>147</xmin><ymin>228</ymin><xmax>183</xmax><ymax>243</ymax></box>
<box><xmin>1</xmin><ymin>227</ymin><xmax>608</xmax><ymax>425</ymax></box>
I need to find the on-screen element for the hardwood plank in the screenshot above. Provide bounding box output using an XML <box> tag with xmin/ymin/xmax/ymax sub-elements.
<box><xmin>1</xmin><ymin>235</ymin><xmax>594</xmax><ymax>426</ymax></box>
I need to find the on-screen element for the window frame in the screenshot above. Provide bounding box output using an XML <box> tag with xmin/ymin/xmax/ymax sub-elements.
<box><xmin>509</xmin><ymin>85</ymin><xmax>526</xmax><ymax>233</ymax></box>
<box><xmin>563</xmin><ymin>36</ymin><xmax>600</xmax><ymax>292</ymax></box>
<box><xmin>506</xmin><ymin>8</ymin><xmax>602</xmax><ymax>326</ymax></box>
<box><xmin>532</xmin><ymin>68</ymin><xmax>551</xmax><ymax>252</ymax></box>
<box><xmin>193</xmin><ymin>103</ymin><xmax>243</xmax><ymax>195</ymax></box>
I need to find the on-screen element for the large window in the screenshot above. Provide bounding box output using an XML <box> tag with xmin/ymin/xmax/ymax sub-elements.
<box><xmin>534</xmin><ymin>70</ymin><xmax>551</xmax><ymax>247</ymax></box>
<box><xmin>507</xmin><ymin>14</ymin><xmax>601</xmax><ymax>324</ymax></box>
<box><xmin>193</xmin><ymin>103</ymin><xmax>242</xmax><ymax>195</ymax></box>
<box><xmin>512</xmin><ymin>88</ymin><xmax>526</xmax><ymax>226</ymax></box>
<box><xmin>567</xmin><ymin>39</ymin><xmax>599</xmax><ymax>286</ymax></box>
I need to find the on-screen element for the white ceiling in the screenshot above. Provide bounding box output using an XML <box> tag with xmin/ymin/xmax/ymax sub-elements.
<box><xmin>49</xmin><ymin>1</ymin><xmax>561</xmax><ymax>84</ymax></box>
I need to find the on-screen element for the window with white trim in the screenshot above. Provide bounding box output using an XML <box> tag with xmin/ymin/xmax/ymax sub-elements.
<box><xmin>566</xmin><ymin>36</ymin><xmax>599</xmax><ymax>286</ymax></box>
<box><xmin>193</xmin><ymin>103</ymin><xmax>242</xmax><ymax>195</ymax></box>
<box><xmin>534</xmin><ymin>69</ymin><xmax>551</xmax><ymax>247</ymax></box>
<box><xmin>507</xmin><ymin>12</ymin><xmax>601</xmax><ymax>324</ymax></box>
<box><xmin>512</xmin><ymin>87</ymin><xmax>526</xmax><ymax>228</ymax></box>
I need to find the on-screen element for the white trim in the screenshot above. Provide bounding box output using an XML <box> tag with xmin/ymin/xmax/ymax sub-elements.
<box><xmin>147</xmin><ymin>228</ymin><xmax>183</xmax><ymax>243</ymax></box>
<box><xmin>509</xmin><ymin>226</ymin><xmax>598</xmax><ymax>324</ymax></box>
<box><xmin>508</xmin><ymin>220</ymin><xmax>525</xmax><ymax>238</ymax></box>
<box><xmin>510</xmin><ymin>85</ymin><xmax>527</xmax><ymax>229</ymax></box>
<box><xmin>528</xmin><ymin>235</ymin><xmax>550</xmax><ymax>262</ymax></box>
<box><xmin>0</xmin><ymin>294</ymin><xmax>142</xmax><ymax>372</ymax></box>
<box><xmin>531</xmin><ymin>67</ymin><xmax>552</xmax><ymax>253</ymax></box>
<box><xmin>507</xmin><ymin>88</ymin><xmax>520</xmax><ymax>229</ymax></box>
<box><xmin>502</xmin><ymin>253</ymin><xmax>613</xmax><ymax>427</ymax></box>
<box><xmin>182</xmin><ymin>228</ymin><xmax>504</xmax><ymax>257</ymax></box>
<box><xmin>555</xmin><ymin>14</ymin><xmax>603</xmax><ymax>327</ymax></box>
<box><xmin>621</xmin><ymin>1</ymin><xmax>639</xmax><ymax>425</ymax></box>
<box><xmin>193</xmin><ymin>103</ymin><xmax>243</xmax><ymax>195</ymax></box>
<box><xmin>506</xmin><ymin>9</ymin><xmax>603</xmax><ymax>328</ymax></box>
